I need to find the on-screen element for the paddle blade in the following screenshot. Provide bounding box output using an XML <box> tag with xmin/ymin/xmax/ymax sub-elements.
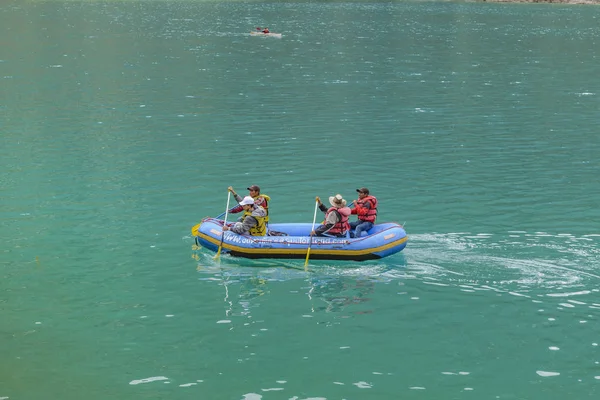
<box><xmin>304</xmin><ymin>248</ymin><xmax>311</xmax><ymax>270</ymax></box>
<box><xmin>214</xmin><ymin>247</ymin><xmax>222</xmax><ymax>260</ymax></box>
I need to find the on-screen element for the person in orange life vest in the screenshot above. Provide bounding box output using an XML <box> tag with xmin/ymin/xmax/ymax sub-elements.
<box><xmin>228</xmin><ymin>185</ymin><xmax>270</xmax><ymax>223</ymax></box>
<box><xmin>310</xmin><ymin>194</ymin><xmax>351</xmax><ymax>238</ymax></box>
<box><xmin>350</xmin><ymin>187</ymin><xmax>378</xmax><ymax>238</ymax></box>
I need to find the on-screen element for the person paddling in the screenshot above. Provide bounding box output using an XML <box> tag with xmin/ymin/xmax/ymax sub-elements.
<box><xmin>228</xmin><ymin>185</ymin><xmax>270</xmax><ymax>224</ymax></box>
<box><xmin>223</xmin><ymin>196</ymin><xmax>267</xmax><ymax>236</ymax></box>
<box><xmin>311</xmin><ymin>194</ymin><xmax>351</xmax><ymax>238</ymax></box>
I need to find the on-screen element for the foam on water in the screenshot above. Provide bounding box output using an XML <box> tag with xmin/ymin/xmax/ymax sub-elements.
<box><xmin>407</xmin><ymin>231</ymin><xmax>600</xmax><ymax>291</ymax></box>
<box><xmin>536</xmin><ymin>371</ymin><xmax>560</xmax><ymax>377</ymax></box>
<box><xmin>129</xmin><ymin>376</ymin><xmax>169</xmax><ymax>385</ymax></box>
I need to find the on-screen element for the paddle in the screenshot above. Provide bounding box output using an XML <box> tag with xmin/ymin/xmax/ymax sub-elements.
<box><xmin>214</xmin><ymin>191</ymin><xmax>232</xmax><ymax>260</ymax></box>
<box><xmin>215</xmin><ymin>190</ymin><xmax>237</xmax><ymax>219</ymax></box>
<box><xmin>304</xmin><ymin>198</ymin><xmax>319</xmax><ymax>270</ymax></box>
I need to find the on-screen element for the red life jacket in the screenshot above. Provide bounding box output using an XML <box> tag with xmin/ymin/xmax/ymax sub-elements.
<box><xmin>326</xmin><ymin>206</ymin><xmax>351</xmax><ymax>235</ymax></box>
<box><xmin>355</xmin><ymin>195</ymin><xmax>378</xmax><ymax>222</ymax></box>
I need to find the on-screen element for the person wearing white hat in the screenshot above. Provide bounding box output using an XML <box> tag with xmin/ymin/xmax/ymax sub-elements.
<box><xmin>223</xmin><ymin>196</ymin><xmax>267</xmax><ymax>236</ymax></box>
<box><xmin>310</xmin><ymin>194</ymin><xmax>352</xmax><ymax>237</ymax></box>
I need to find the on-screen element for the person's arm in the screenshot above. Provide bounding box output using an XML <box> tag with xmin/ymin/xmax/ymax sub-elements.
<box><xmin>314</xmin><ymin>223</ymin><xmax>333</xmax><ymax>236</ymax></box>
<box><xmin>314</xmin><ymin>210</ymin><xmax>339</xmax><ymax>235</ymax></box>
<box><xmin>356</xmin><ymin>201</ymin><xmax>371</xmax><ymax>217</ymax></box>
<box><xmin>229</xmin><ymin>205</ymin><xmax>243</xmax><ymax>214</ymax></box>
<box><xmin>313</xmin><ymin>196</ymin><xmax>327</xmax><ymax>213</ymax></box>
<box><xmin>311</xmin><ymin>197</ymin><xmax>328</xmax><ymax>235</ymax></box>
<box><xmin>230</xmin><ymin>215</ymin><xmax>257</xmax><ymax>235</ymax></box>
<box><xmin>228</xmin><ymin>186</ymin><xmax>243</xmax><ymax>203</ymax></box>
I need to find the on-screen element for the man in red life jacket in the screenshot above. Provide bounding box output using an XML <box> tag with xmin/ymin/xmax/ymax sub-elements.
<box><xmin>262</xmin><ymin>27</ymin><xmax>270</xmax><ymax>33</ymax></box>
<box><xmin>311</xmin><ymin>194</ymin><xmax>351</xmax><ymax>237</ymax></box>
<box><xmin>350</xmin><ymin>187</ymin><xmax>378</xmax><ymax>238</ymax></box>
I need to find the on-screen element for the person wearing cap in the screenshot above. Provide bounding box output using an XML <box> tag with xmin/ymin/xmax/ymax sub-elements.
<box><xmin>350</xmin><ymin>187</ymin><xmax>378</xmax><ymax>238</ymax></box>
<box><xmin>223</xmin><ymin>196</ymin><xmax>267</xmax><ymax>236</ymax></box>
<box><xmin>310</xmin><ymin>194</ymin><xmax>352</xmax><ymax>237</ymax></box>
<box><xmin>228</xmin><ymin>185</ymin><xmax>270</xmax><ymax>223</ymax></box>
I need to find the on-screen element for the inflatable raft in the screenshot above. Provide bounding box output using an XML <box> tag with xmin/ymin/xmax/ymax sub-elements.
<box><xmin>192</xmin><ymin>218</ymin><xmax>407</xmax><ymax>261</ymax></box>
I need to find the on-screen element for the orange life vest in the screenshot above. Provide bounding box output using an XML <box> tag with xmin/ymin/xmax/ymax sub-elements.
<box><xmin>355</xmin><ymin>195</ymin><xmax>378</xmax><ymax>222</ymax></box>
<box><xmin>326</xmin><ymin>206</ymin><xmax>351</xmax><ymax>235</ymax></box>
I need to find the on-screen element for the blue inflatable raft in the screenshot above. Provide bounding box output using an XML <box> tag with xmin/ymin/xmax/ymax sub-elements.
<box><xmin>192</xmin><ymin>218</ymin><xmax>408</xmax><ymax>261</ymax></box>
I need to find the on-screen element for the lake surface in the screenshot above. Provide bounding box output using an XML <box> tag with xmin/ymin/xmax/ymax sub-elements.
<box><xmin>2</xmin><ymin>1</ymin><xmax>600</xmax><ymax>399</ymax></box>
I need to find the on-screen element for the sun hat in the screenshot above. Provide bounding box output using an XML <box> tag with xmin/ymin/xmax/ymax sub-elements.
<box><xmin>356</xmin><ymin>187</ymin><xmax>370</xmax><ymax>195</ymax></box>
<box><xmin>328</xmin><ymin>194</ymin><xmax>347</xmax><ymax>208</ymax></box>
<box><xmin>247</xmin><ymin>185</ymin><xmax>260</xmax><ymax>192</ymax></box>
<box><xmin>239</xmin><ymin>196</ymin><xmax>255</xmax><ymax>206</ymax></box>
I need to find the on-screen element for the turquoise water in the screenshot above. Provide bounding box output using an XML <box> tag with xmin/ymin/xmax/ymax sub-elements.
<box><xmin>2</xmin><ymin>1</ymin><xmax>600</xmax><ymax>399</ymax></box>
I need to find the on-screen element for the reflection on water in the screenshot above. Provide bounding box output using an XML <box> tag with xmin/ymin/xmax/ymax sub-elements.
<box><xmin>194</xmin><ymin>253</ymin><xmax>381</xmax><ymax>316</ymax></box>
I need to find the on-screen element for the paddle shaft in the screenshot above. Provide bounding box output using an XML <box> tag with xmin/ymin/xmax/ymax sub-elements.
<box><xmin>215</xmin><ymin>191</ymin><xmax>238</xmax><ymax>219</ymax></box>
<box><xmin>304</xmin><ymin>200</ymin><xmax>320</xmax><ymax>268</ymax></box>
<box><xmin>214</xmin><ymin>191</ymin><xmax>231</xmax><ymax>260</ymax></box>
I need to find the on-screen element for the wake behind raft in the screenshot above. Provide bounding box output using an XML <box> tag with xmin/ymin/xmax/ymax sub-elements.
<box><xmin>191</xmin><ymin>218</ymin><xmax>407</xmax><ymax>261</ymax></box>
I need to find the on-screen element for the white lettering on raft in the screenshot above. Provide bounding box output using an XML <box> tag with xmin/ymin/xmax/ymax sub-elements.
<box><xmin>222</xmin><ymin>234</ymin><xmax>349</xmax><ymax>246</ymax></box>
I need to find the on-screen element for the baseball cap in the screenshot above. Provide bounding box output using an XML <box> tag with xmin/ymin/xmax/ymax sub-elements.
<box><xmin>239</xmin><ymin>196</ymin><xmax>255</xmax><ymax>206</ymax></box>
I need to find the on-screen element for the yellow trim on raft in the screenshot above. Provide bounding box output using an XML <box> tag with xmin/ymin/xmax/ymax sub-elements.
<box><xmin>195</xmin><ymin>231</ymin><xmax>408</xmax><ymax>256</ymax></box>
<box><xmin>191</xmin><ymin>223</ymin><xmax>201</xmax><ymax>236</ymax></box>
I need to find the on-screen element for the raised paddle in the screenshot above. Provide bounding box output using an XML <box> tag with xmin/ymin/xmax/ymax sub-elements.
<box><xmin>214</xmin><ymin>191</ymin><xmax>232</xmax><ymax>260</ymax></box>
<box><xmin>304</xmin><ymin>198</ymin><xmax>320</xmax><ymax>270</ymax></box>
